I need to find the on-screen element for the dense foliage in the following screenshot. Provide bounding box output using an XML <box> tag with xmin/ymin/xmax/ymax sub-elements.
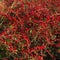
<box><xmin>0</xmin><ymin>0</ymin><xmax>60</xmax><ymax>60</ymax></box>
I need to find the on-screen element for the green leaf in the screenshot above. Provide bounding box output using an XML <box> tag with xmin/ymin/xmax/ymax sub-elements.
<box><xmin>0</xmin><ymin>0</ymin><xmax>2</xmax><ymax>2</ymax></box>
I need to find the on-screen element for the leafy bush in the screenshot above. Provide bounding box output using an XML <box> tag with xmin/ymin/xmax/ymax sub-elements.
<box><xmin>0</xmin><ymin>0</ymin><xmax>60</xmax><ymax>60</ymax></box>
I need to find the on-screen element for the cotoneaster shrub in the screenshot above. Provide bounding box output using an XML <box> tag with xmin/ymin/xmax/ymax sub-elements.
<box><xmin>0</xmin><ymin>0</ymin><xmax>60</xmax><ymax>60</ymax></box>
